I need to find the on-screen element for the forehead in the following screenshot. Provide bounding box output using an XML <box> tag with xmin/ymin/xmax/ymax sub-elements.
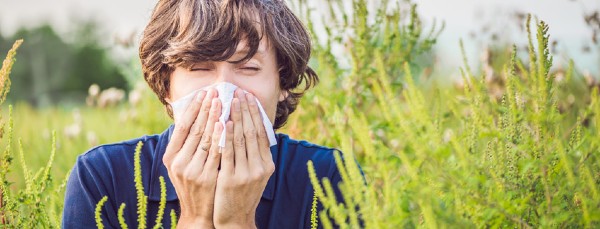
<box><xmin>232</xmin><ymin>38</ymin><xmax>272</xmax><ymax>58</ymax></box>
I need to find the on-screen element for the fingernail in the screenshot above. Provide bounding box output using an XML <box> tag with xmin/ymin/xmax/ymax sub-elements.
<box><xmin>246</xmin><ymin>93</ymin><xmax>255</xmax><ymax>103</ymax></box>
<box><xmin>232</xmin><ymin>98</ymin><xmax>239</xmax><ymax>112</ymax></box>
<box><xmin>238</xmin><ymin>91</ymin><xmax>246</xmax><ymax>101</ymax></box>
<box><xmin>196</xmin><ymin>91</ymin><xmax>206</xmax><ymax>102</ymax></box>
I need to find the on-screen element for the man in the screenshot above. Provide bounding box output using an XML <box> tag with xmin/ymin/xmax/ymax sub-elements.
<box><xmin>62</xmin><ymin>0</ymin><xmax>350</xmax><ymax>228</ymax></box>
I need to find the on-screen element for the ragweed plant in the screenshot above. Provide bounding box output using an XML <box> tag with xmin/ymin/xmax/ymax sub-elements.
<box><xmin>134</xmin><ymin>141</ymin><xmax>148</xmax><ymax>229</ymax></box>
<box><xmin>0</xmin><ymin>40</ymin><xmax>67</xmax><ymax>228</ymax></box>
<box><xmin>94</xmin><ymin>141</ymin><xmax>172</xmax><ymax>229</ymax></box>
<box><xmin>310</xmin><ymin>191</ymin><xmax>319</xmax><ymax>229</ymax></box>
<box><xmin>0</xmin><ymin>40</ymin><xmax>168</xmax><ymax>229</ymax></box>
<box><xmin>285</xmin><ymin>0</ymin><xmax>442</xmax><ymax>149</ymax></box>
<box><xmin>307</xmin><ymin>13</ymin><xmax>600</xmax><ymax>228</ymax></box>
<box><xmin>95</xmin><ymin>196</ymin><xmax>109</xmax><ymax>229</ymax></box>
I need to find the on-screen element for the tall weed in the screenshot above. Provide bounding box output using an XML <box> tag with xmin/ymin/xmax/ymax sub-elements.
<box><xmin>306</xmin><ymin>13</ymin><xmax>600</xmax><ymax>228</ymax></box>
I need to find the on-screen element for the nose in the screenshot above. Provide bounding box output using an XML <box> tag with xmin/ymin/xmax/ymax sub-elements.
<box><xmin>214</xmin><ymin>64</ymin><xmax>236</xmax><ymax>85</ymax></box>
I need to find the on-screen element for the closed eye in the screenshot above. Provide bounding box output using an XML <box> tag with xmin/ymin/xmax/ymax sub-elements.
<box><xmin>189</xmin><ymin>62</ymin><xmax>214</xmax><ymax>71</ymax></box>
<box><xmin>241</xmin><ymin>67</ymin><xmax>260</xmax><ymax>71</ymax></box>
<box><xmin>190</xmin><ymin>68</ymin><xmax>211</xmax><ymax>71</ymax></box>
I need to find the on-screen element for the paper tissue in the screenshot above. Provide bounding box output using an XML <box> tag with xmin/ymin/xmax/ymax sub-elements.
<box><xmin>169</xmin><ymin>82</ymin><xmax>277</xmax><ymax>148</ymax></box>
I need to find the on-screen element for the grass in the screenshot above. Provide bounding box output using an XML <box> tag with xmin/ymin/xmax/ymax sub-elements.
<box><xmin>0</xmin><ymin>0</ymin><xmax>598</xmax><ymax>228</ymax></box>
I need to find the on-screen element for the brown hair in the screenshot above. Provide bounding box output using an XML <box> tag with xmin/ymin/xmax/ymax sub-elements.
<box><xmin>139</xmin><ymin>0</ymin><xmax>318</xmax><ymax>129</ymax></box>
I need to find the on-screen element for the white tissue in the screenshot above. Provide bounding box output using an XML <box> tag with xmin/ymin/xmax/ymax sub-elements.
<box><xmin>169</xmin><ymin>82</ymin><xmax>277</xmax><ymax>148</ymax></box>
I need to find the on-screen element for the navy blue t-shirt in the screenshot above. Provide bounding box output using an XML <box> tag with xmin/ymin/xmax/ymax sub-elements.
<box><xmin>62</xmin><ymin>125</ymin><xmax>348</xmax><ymax>228</ymax></box>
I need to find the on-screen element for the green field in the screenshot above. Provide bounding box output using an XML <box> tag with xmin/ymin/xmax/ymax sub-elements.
<box><xmin>0</xmin><ymin>2</ymin><xmax>599</xmax><ymax>228</ymax></box>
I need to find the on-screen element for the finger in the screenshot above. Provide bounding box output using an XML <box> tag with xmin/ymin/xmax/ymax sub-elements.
<box><xmin>246</xmin><ymin>93</ymin><xmax>272</xmax><ymax>162</ymax></box>
<box><xmin>220</xmin><ymin>121</ymin><xmax>234</xmax><ymax>174</ymax></box>
<box><xmin>184</xmin><ymin>141</ymin><xmax>210</xmax><ymax>178</ymax></box>
<box><xmin>177</xmin><ymin>89</ymin><xmax>214</xmax><ymax>160</ymax></box>
<box><xmin>231</xmin><ymin>97</ymin><xmax>248</xmax><ymax>172</ymax></box>
<box><xmin>203</xmin><ymin>121</ymin><xmax>223</xmax><ymax>176</ymax></box>
<box><xmin>187</xmin><ymin>90</ymin><xmax>216</xmax><ymax>172</ymax></box>
<box><xmin>164</xmin><ymin>90</ymin><xmax>206</xmax><ymax>165</ymax></box>
<box><xmin>198</xmin><ymin>94</ymin><xmax>221</xmax><ymax>153</ymax></box>
<box><xmin>237</xmin><ymin>90</ymin><xmax>261</xmax><ymax>167</ymax></box>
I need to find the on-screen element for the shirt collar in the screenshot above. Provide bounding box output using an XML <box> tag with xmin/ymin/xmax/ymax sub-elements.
<box><xmin>148</xmin><ymin>124</ymin><xmax>279</xmax><ymax>201</ymax></box>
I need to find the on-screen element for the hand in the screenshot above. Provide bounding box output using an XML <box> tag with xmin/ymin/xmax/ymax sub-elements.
<box><xmin>213</xmin><ymin>89</ymin><xmax>275</xmax><ymax>228</ymax></box>
<box><xmin>163</xmin><ymin>89</ymin><xmax>223</xmax><ymax>228</ymax></box>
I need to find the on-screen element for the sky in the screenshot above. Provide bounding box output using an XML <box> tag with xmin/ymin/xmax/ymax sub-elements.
<box><xmin>416</xmin><ymin>0</ymin><xmax>600</xmax><ymax>75</ymax></box>
<box><xmin>0</xmin><ymin>0</ymin><xmax>598</xmax><ymax>75</ymax></box>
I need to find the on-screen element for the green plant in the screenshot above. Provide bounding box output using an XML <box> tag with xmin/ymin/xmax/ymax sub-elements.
<box><xmin>307</xmin><ymin>14</ymin><xmax>600</xmax><ymax>228</ymax></box>
<box><xmin>94</xmin><ymin>141</ymin><xmax>172</xmax><ymax>229</ymax></box>
<box><xmin>0</xmin><ymin>40</ymin><xmax>68</xmax><ymax>228</ymax></box>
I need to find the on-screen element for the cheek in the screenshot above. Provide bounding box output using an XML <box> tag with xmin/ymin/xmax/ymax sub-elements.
<box><xmin>168</xmin><ymin>70</ymin><xmax>213</xmax><ymax>102</ymax></box>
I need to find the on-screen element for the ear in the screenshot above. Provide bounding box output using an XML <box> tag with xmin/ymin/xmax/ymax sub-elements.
<box><xmin>278</xmin><ymin>90</ymin><xmax>289</xmax><ymax>102</ymax></box>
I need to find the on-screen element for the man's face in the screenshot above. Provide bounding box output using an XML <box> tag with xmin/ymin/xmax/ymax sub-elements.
<box><xmin>167</xmin><ymin>39</ymin><xmax>283</xmax><ymax>124</ymax></box>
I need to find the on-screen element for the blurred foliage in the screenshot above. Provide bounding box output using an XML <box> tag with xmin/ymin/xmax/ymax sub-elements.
<box><xmin>0</xmin><ymin>20</ymin><xmax>127</xmax><ymax>107</ymax></box>
<box><xmin>0</xmin><ymin>40</ymin><xmax>170</xmax><ymax>227</ymax></box>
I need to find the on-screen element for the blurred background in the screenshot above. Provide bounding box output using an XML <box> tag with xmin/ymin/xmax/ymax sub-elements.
<box><xmin>0</xmin><ymin>0</ymin><xmax>598</xmax><ymax>108</ymax></box>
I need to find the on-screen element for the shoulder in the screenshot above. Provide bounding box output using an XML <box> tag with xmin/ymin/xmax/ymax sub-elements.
<box><xmin>68</xmin><ymin>132</ymin><xmax>165</xmax><ymax>198</ymax></box>
<box><xmin>275</xmin><ymin>133</ymin><xmax>342</xmax><ymax>177</ymax></box>
<box><xmin>63</xmin><ymin>133</ymin><xmax>164</xmax><ymax>228</ymax></box>
<box><xmin>277</xmin><ymin>133</ymin><xmax>339</xmax><ymax>158</ymax></box>
<box><xmin>278</xmin><ymin>133</ymin><xmax>337</xmax><ymax>151</ymax></box>
<box><xmin>75</xmin><ymin>133</ymin><xmax>161</xmax><ymax>170</ymax></box>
